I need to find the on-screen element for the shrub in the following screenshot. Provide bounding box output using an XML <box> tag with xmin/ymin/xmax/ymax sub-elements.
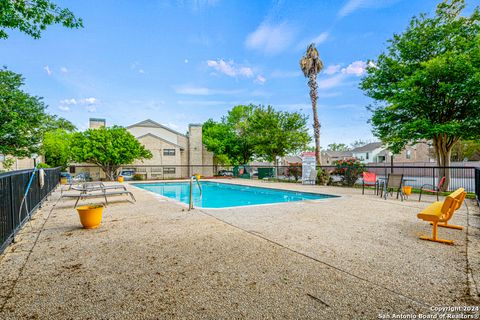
<box><xmin>132</xmin><ymin>173</ymin><xmax>144</xmax><ymax>181</ymax></box>
<box><xmin>286</xmin><ymin>163</ymin><xmax>302</xmax><ymax>181</ymax></box>
<box><xmin>316</xmin><ymin>169</ymin><xmax>331</xmax><ymax>185</ymax></box>
<box><xmin>37</xmin><ymin>162</ymin><xmax>51</xmax><ymax>169</ymax></box>
<box><xmin>332</xmin><ymin>158</ymin><xmax>365</xmax><ymax>187</ymax></box>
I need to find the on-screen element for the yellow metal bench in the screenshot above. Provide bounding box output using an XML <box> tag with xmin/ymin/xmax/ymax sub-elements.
<box><xmin>416</xmin><ymin>188</ymin><xmax>466</xmax><ymax>245</ymax></box>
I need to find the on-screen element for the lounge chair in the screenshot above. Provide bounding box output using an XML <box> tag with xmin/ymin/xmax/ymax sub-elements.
<box><xmin>362</xmin><ymin>172</ymin><xmax>378</xmax><ymax>195</ymax></box>
<box><xmin>61</xmin><ymin>189</ymin><xmax>136</xmax><ymax>208</ymax></box>
<box><xmin>379</xmin><ymin>173</ymin><xmax>404</xmax><ymax>201</ymax></box>
<box><xmin>418</xmin><ymin>176</ymin><xmax>446</xmax><ymax>201</ymax></box>
<box><xmin>417</xmin><ymin>188</ymin><xmax>466</xmax><ymax>244</ymax></box>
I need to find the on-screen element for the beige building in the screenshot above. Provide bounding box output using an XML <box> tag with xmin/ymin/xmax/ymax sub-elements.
<box><xmin>75</xmin><ymin>119</ymin><xmax>214</xmax><ymax>180</ymax></box>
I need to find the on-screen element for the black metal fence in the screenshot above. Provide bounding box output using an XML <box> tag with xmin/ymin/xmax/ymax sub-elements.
<box><xmin>475</xmin><ymin>168</ymin><xmax>480</xmax><ymax>205</ymax></box>
<box><xmin>0</xmin><ymin>167</ymin><xmax>60</xmax><ymax>253</ymax></box>
<box><xmin>71</xmin><ymin>164</ymin><xmax>479</xmax><ymax>194</ymax></box>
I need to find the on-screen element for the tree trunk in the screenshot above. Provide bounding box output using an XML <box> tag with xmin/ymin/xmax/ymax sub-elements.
<box><xmin>308</xmin><ymin>74</ymin><xmax>321</xmax><ymax>165</ymax></box>
<box><xmin>433</xmin><ymin>135</ymin><xmax>458</xmax><ymax>192</ymax></box>
<box><xmin>101</xmin><ymin>165</ymin><xmax>119</xmax><ymax>181</ymax></box>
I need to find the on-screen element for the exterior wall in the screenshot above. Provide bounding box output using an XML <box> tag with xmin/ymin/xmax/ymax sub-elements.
<box><xmin>0</xmin><ymin>156</ymin><xmax>44</xmax><ymax>171</ymax></box>
<box><xmin>388</xmin><ymin>143</ymin><xmax>433</xmax><ymax>163</ymax></box>
<box><xmin>202</xmin><ymin>145</ymin><xmax>214</xmax><ymax>176</ymax></box>
<box><xmin>353</xmin><ymin>147</ymin><xmax>384</xmax><ymax>164</ymax></box>
<box><xmin>89</xmin><ymin>118</ymin><xmax>106</xmax><ymax>129</ymax></box>
<box><xmin>188</xmin><ymin>124</ymin><xmax>204</xmax><ymax>176</ymax></box>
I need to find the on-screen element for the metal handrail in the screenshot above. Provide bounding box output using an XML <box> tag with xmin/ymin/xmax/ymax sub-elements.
<box><xmin>188</xmin><ymin>175</ymin><xmax>202</xmax><ymax>211</ymax></box>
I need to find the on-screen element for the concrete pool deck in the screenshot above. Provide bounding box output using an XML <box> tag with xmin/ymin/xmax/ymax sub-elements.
<box><xmin>0</xmin><ymin>179</ymin><xmax>479</xmax><ymax>319</ymax></box>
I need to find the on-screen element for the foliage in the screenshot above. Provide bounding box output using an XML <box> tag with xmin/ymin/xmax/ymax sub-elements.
<box><xmin>37</xmin><ymin>162</ymin><xmax>50</xmax><ymax>168</ymax></box>
<box><xmin>286</xmin><ymin>163</ymin><xmax>302</xmax><ymax>182</ymax></box>
<box><xmin>360</xmin><ymin>0</ymin><xmax>480</xmax><ymax>190</ymax></box>
<box><xmin>316</xmin><ymin>168</ymin><xmax>331</xmax><ymax>186</ymax></box>
<box><xmin>0</xmin><ymin>0</ymin><xmax>83</xmax><ymax>39</ymax></box>
<box><xmin>132</xmin><ymin>174</ymin><xmax>144</xmax><ymax>181</ymax></box>
<box><xmin>0</xmin><ymin>68</ymin><xmax>74</xmax><ymax>158</ymax></box>
<box><xmin>202</xmin><ymin>106</ymin><xmax>257</xmax><ymax>164</ymax></box>
<box><xmin>350</xmin><ymin>140</ymin><xmax>370</xmax><ymax>149</ymax></box>
<box><xmin>327</xmin><ymin>143</ymin><xmax>350</xmax><ymax>151</ymax></box>
<box><xmin>332</xmin><ymin>158</ymin><xmax>365</xmax><ymax>187</ymax></box>
<box><xmin>451</xmin><ymin>140</ymin><xmax>480</xmax><ymax>161</ymax></box>
<box><xmin>42</xmin><ymin>129</ymin><xmax>72</xmax><ymax>168</ymax></box>
<box><xmin>70</xmin><ymin>126</ymin><xmax>153</xmax><ymax>180</ymax></box>
<box><xmin>1</xmin><ymin>156</ymin><xmax>15</xmax><ymax>171</ymax></box>
<box><xmin>250</xmin><ymin>105</ymin><xmax>311</xmax><ymax>162</ymax></box>
<box><xmin>203</xmin><ymin>104</ymin><xmax>310</xmax><ymax>164</ymax></box>
<box><xmin>300</xmin><ymin>43</ymin><xmax>324</xmax><ymax>165</ymax></box>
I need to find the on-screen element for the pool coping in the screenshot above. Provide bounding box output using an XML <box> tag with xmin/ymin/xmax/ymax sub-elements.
<box><xmin>129</xmin><ymin>179</ymin><xmax>343</xmax><ymax>210</ymax></box>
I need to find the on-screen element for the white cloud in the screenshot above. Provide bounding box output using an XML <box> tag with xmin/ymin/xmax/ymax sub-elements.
<box><xmin>318</xmin><ymin>74</ymin><xmax>346</xmax><ymax>89</ymax></box>
<box><xmin>60</xmin><ymin>67</ymin><xmax>68</xmax><ymax>73</ymax></box>
<box><xmin>255</xmin><ymin>75</ymin><xmax>266</xmax><ymax>85</ymax></box>
<box><xmin>59</xmin><ymin>97</ymin><xmax>98</xmax><ymax>112</ymax></box>
<box><xmin>341</xmin><ymin>60</ymin><xmax>367</xmax><ymax>76</ymax></box>
<box><xmin>206</xmin><ymin>59</ymin><xmax>254</xmax><ymax>78</ymax></box>
<box><xmin>311</xmin><ymin>32</ymin><xmax>329</xmax><ymax>45</ymax></box>
<box><xmin>184</xmin><ymin>59</ymin><xmax>189</xmax><ymax>63</ymax></box>
<box><xmin>338</xmin><ymin>0</ymin><xmax>401</xmax><ymax>17</ymax></box>
<box><xmin>324</xmin><ymin>64</ymin><xmax>342</xmax><ymax>75</ymax></box>
<box><xmin>175</xmin><ymin>85</ymin><xmax>243</xmax><ymax>96</ymax></box>
<box><xmin>245</xmin><ymin>22</ymin><xmax>296</xmax><ymax>55</ymax></box>
<box><xmin>43</xmin><ymin>65</ymin><xmax>52</xmax><ymax>76</ymax></box>
<box><xmin>138</xmin><ymin>69</ymin><xmax>145</xmax><ymax>74</ymax></box>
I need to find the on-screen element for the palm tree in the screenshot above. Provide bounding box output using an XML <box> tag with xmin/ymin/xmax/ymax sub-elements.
<box><xmin>300</xmin><ymin>43</ymin><xmax>324</xmax><ymax>165</ymax></box>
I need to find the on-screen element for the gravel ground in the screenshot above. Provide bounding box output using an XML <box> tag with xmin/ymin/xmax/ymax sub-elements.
<box><xmin>0</xmin><ymin>180</ymin><xmax>478</xmax><ymax>319</ymax></box>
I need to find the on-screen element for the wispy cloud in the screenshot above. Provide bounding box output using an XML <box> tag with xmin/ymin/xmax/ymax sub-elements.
<box><xmin>43</xmin><ymin>65</ymin><xmax>52</xmax><ymax>76</ymax></box>
<box><xmin>206</xmin><ymin>59</ymin><xmax>254</xmax><ymax>78</ymax></box>
<box><xmin>318</xmin><ymin>74</ymin><xmax>346</xmax><ymax>89</ymax></box>
<box><xmin>174</xmin><ymin>85</ymin><xmax>243</xmax><ymax>96</ymax></box>
<box><xmin>324</xmin><ymin>64</ymin><xmax>341</xmax><ymax>75</ymax></box>
<box><xmin>60</xmin><ymin>67</ymin><xmax>68</xmax><ymax>73</ymax></box>
<box><xmin>338</xmin><ymin>0</ymin><xmax>401</xmax><ymax>18</ymax></box>
<box><xmin>255</xmin><ymin>75</ymin><xmax>266</xmax><ymax>85</ymax></box>
<box><xmin>177</xmin><ymin>100</ymin><xmax>229</xmax><ymax>106</ymax></box>
<box><xmin>245</xmin><ymin>22</ymin><xmax>296</xmax><ymax>55</ymax></box>
<box><xmin>58</xmin><ymin>97</ymin><xmax>99</xmax><ymax>112</ymax></box>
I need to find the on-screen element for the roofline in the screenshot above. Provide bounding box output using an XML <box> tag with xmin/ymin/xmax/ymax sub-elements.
<box><xmin>127</xmin><ymin>119</ymin><xmax>187</xmax><ymax>137</ymax></box>
<box><xmin>136</xmin><ymin>133</ymin><xmax>185</xmax><ymax>149</ymax></box>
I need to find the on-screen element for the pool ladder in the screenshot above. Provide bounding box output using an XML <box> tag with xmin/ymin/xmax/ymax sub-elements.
<box><xmin>188</xmin><ymin>175</ymin><xmax>202</xmax><ymax>211</ymax></box>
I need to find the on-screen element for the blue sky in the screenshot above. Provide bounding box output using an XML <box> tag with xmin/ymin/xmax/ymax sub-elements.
<box><xmin>1</xmin><ymin>0</ymin><xmax>474</xmax><ymax>147</ymax></box>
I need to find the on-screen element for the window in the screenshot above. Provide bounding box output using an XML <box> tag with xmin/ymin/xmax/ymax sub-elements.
<box><xmin>164</xmin><ymin>168</ymin><xmax>176</xmax><ymax>174</ymax></box>
<box><xmin>163</xmin><ymin>149</ymin><xmax>175</xmax><ymax>156</ymax></box>
<box><xmin>366</xmin><ymin>152</ymin><xmax>369</xmax><ymax>160</ymax></box>
<box><xmin>406</xmin><ymin>150</ymin><xmax>412</xmax><ymax>159</ymax></box>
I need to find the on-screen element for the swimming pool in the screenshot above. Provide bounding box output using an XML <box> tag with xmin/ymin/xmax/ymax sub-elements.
<box><xmin>133</xmin><ymin>181</ymin><xmax>338</xmax><ymax>208</ymax></box>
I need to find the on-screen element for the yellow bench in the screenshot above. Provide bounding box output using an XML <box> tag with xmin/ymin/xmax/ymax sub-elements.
<box><xmin>417</xmin><ymin>188</ymin><xmax>466</xmax><ymax>245</ymax></box>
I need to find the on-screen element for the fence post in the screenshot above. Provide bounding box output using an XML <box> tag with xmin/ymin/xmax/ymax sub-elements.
<box><xmin>432</xmin><ymin>167</ymin><xmax>436</xmax><ymax>188</ymax></box>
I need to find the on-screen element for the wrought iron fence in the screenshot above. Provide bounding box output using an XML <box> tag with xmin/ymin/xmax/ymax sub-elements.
<box><xmin>0</xmin><ymin>167</ymin><xmax>60</xmax><ymax>254</ymax></box>
<box><xmin>475</xmin><ymin>167</ymin><xmax>480</xmax><ymax>205</ymax></box>
<box><xmin>70</xmin><ymin>164</ymin><xmax>478</xmax><ymax>193</ymax></box>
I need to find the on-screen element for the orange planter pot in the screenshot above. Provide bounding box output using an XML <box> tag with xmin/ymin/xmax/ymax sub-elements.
<box><xmin>118</xmin><ymin>176</ymin><xmax>124</xmax><ymax>183</ymax></box>
<box><xmin>403</xmin><ymin>186</ymin><xmax>412</xmax><ymax>196</ymax></box>
<box><xmin>76</xmin><ymin>205</ymin><xmax>104</xmax><ymax>229</ymax></box>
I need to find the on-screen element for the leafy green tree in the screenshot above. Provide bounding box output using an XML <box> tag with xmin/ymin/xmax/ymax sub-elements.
<box><xmin>360</xmin><ymin>0</ymin><xmax>480</xmax><ymax>189</ymax></box>
<box><xmin>0</xmin><ymin>68</ymin><xmax>75</xmax><ymax>158</ymax></box>
<box><xmin>1</xmin><ymin>156</ymin><xmax>15</xmax><ymax>171</ymax></box>
<box><xmin>203</xmin><ymin>105</ymin><xmax>257</xmax><ymax>164</ymax></box>
<box><xmin>250</xmin><ymin>105</ymin><xmax>311</xmax><ymax>163</ymax></box>
<box><xmin>0</xmin><ymin>68</ymin><xmax>46</xmax><ymax>157</ymax></box>
<box><xmin>300</xmin><ymin>43</ymin><xmax>324</xmax><ymax>165</ymax></box>
<box><xmin>451</xmin><ymin>140</ymin><xmax>480</xmax><ymax>161</ymax></box>
<box><xmin>327</xmin><ymin>143</ymin><xmax>350</xmax><ymax>151</ymax></box>
<box><xmin>350</xmin><ymin>140</ymin><xmax>370</xmax><ymax>149</ymax></box>
<box><xmin>42</xmin><ymin>129</ymin><xmax>72</xmax><ymax>168</ymax></box>
<box><xmin>0</xmin><ymin>0</ymin><xmax>83</xmax><ymax>39</ymax></box>
<box><xmin>71</xmin><ymin>126</ymin><xmax>153</xmax><ymax>180</ymax></box>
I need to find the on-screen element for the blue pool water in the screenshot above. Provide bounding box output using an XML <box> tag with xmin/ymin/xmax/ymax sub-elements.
<box><xmin>133</xmin><ymin>181</ymin><xmax>338</xmax><ymax>208</ymax></box>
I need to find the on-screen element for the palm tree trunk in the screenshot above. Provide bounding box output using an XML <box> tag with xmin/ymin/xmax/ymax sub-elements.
<box><xmin>308</xmin><ymin>74</ymin><xmax>321</xmax><ymax>165</ymax></box>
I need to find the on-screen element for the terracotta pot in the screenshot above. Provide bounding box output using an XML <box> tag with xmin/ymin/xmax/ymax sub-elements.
<box><xmin>76</xmin><ymin>205</ymin><xmax>104</xmax><ymax>229</ymax></box>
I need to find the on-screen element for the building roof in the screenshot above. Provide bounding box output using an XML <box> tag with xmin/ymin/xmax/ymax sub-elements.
<box><xmin>284</xmin><ymin>155</ymin><xmax>302</xmax><ymax>163</ymax></box>
<box><xmin>127</xmin><ymin>119</ymin><xmax>187</xmax><ymax>137</ymax></box>
<box><xmin>351</xmin><ymin>142</ymin><xmax>383</xmax><ymax>153</ymax></box>
<box><xmin>323</xmin><ymin>150</ymin><xmax>353</xmax><ymax>158</ymax></box>
<box><xmin>136</xmin><ymin>133</ymin><xmax>185</xmax><ymax>149</ymax></box>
